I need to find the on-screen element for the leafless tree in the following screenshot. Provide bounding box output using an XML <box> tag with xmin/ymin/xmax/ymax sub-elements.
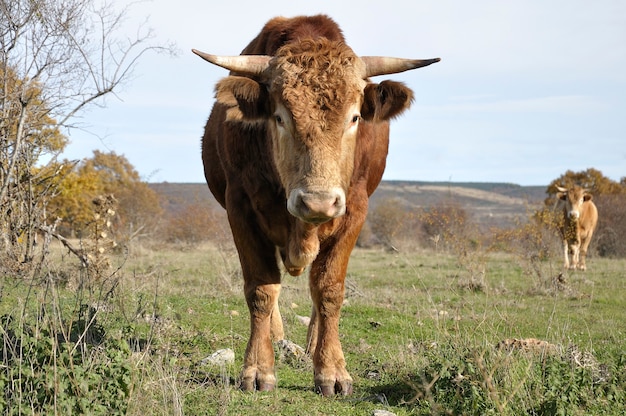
<box><xmin>0</xmin><ymin>0</ymin><xmax>176</xmax><ymax>270</ymax></box>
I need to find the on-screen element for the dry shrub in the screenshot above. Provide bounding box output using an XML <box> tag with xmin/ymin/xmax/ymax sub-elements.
<box><xmin>492</xmin><ymin>210</ymin><xmax>561</xmax><ymax>262</ymax></box>
<box><xmin>365</xmin><ymin>197</ymin><xmax>421</xmax><ymax>249</ymax></box>
<box><xmin>419</xmin><ymin>202</ymin><xmax>471</xmax><ymax>251</ymax></box>
<box><xmin>594</xmin><ymin>193</ymin><xmax>626</xmax><ymax>257</ymax></box>
<box><xmin>82</xmin><ymin>194</ymin><xmax>119</xmax><ymax>281</ymax></box>
<box><xmin>162</xmin><ymin>203</ymin><xmax>230</xmax><ymax>246</ymax></box>
<box><xmin>420</xmin><ymin>202</ymin><xmax>489</xmax><ymax>290</ymax></box>
<box><xmin>490</xmin><ymin>209</ymin><xmax>566</xmax><ymax>293</ymax></box>
<box><xmin>114</xmin><ymin>181</ymin><xmax>164</xmax><ymax>242</ymax></box>
<box><xmin>356</xmin><ymin>218</ymin><xmax>375</xmax><ymax>248</ymax></box>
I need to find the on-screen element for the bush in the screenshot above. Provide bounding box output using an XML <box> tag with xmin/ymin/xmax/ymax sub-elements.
<box><xmin>367</xmin><ymin>197</ymin><xmax>419</xmax><ymax>248</ymax></box>
<box><xmin>594</xmin><ymin>194</ymin><xmax>626</xmax><ymax>257</ymax></box>
<box><xmin>419</xmin><ymin>202</ymin><xmax>470</xmax><ymax>251</ymax></box>
<box><xmin>399</xmin><ymin>342</ymin><xmax>626</xmax><ymax>415</ymax></box>
<box><xmin>0</xmin><ymin>304</ymin><xmax>132</xmax><ymax>414</ymax></box>
<box><xmin>161</xmin><ymin>202</ymin><xmax>230</xmax><ymax>245</ymax></box>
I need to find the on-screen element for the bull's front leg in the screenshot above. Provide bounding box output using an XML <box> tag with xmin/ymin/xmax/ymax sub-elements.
<box><xmin>305</xmin><ymin>195</ymin><xmax>366</xmax><ymax>396</ymax></box>
<box><xmin>569</xmin><ymin>241</ymin><xmax>581</xmax><ymax>270</ymax></box>
<box><xmin>308</xmin><ymin>270</ymin><xmax>353</xmax><ymax>397</ymax></box>
<box><xmin>241</xmin><ymin>281</ymin><xmax>282</xmax><ymax>391</ymax></box>
<box><xmin>227</xmin><ymin>202</ymin><xmax>283</xmax><ymax>392</ymax></box>
<box><xmin>563</xmin><ymin>240</ymin><xmax>571</xmax><ymax>269</ymax></box>
<box><xmin>578</xmin><ymin>250</ymin><xmax>588</xmax><ymax>271</ymax></box>
<box><xmin>578</xmin><ymin>237</ymin><xmax>591</xmax><ymax>271</ymax></box>
<box><xmin>307</xmin><ymin>217</ymin><xmax>364</xmax><ymax>396</ymax></box>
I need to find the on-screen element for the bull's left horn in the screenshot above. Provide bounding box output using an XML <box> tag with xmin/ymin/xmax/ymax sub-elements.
<box><xmin>361</xmin><ymin>56</ymin><xmax>441</xmax><ymax>78</ymax></box>
<box><xmin>192</xmin><ymin>49</ymin><xmax>271</xmax><ymax>75</ymax></box>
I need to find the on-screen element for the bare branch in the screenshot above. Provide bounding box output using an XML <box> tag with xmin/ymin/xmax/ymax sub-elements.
<box><xmin>37</xmin><ymin>224</ymin><xmax>89</xmax><ymax>267</ymax></box>
<box><xmin>1</xmin><ymin>0</ymin><xmax>176</xmax><ymax>265</ymax></box>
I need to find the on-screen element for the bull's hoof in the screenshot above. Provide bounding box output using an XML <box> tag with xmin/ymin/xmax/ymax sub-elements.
<box><xmin>240</xmin><ymin>378</ymin><xmax>255</xmax><ymax>392</ymax></box>
<box><xmin>240</xmin><ymin>379</ymin><xmax>276</xmax><ymax>392</ymax></box>
<box><xmin>315</xmin><ymin>380</ymin><xmax>353</xmax><ymax>397</ymax></box>
<box><xmin>240</xmin><ymin>369</ymin><xmax>276</xmax><ymax>393</ymax></box>
<box><xmin>258</xmin><ymin>382</ymin><xmax>276</xmax><ymax>392</ymax></box>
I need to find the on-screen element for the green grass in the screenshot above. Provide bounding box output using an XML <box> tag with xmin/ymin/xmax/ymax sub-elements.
<box><xmin>1</xmin><ymin>243</ymin><xmax>625</xmax><ymax>415</ymax></box>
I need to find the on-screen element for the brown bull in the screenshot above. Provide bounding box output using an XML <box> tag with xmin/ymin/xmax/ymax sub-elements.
<box><xmin>556</xmin><ymin>185</ymin><xmax>598</xmax><ymax>270</ymax></box>
<box><xmin>193</xmin><ymin>15</ymin><xmax>439</xmax><ymax>396</ymax></box>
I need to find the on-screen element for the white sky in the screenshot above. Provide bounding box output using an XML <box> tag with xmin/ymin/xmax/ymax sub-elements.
<box><xmin>61</xmin><ymin>0</ymin><xmax>626</xmax><ymax>186</ymax></box>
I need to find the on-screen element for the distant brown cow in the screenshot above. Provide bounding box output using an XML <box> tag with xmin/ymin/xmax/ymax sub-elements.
<box><xmin>556</xmin><ymin>185</ymin><xmax>598</xmax><ymax>270</ymax></box>
<box><xmin>193</xmin><ymin>15</ymin><xmax>439</xmax><ymax>395</ymax></box>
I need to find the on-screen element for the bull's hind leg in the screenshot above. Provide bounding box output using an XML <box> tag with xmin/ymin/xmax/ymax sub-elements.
<box><xmin>305</xmin><ymin>305</ymin><xmax>319</xmax><ymax>354</ymax></box>
<box><xmin>270</xmin><ymin>299</ymin><xmax>284</xmax><ymax>341</ymax></box>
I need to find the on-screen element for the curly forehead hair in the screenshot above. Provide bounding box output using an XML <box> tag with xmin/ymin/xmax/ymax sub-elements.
<box><xmin>271</xmin><ymin>38</ymin><xmax>364</xmax><ymax>136</ymax></box>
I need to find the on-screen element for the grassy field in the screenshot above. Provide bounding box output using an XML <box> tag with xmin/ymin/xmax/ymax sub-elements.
<box><xmin>1</xmin><ymin>241</ymin><xmax>625</xmax><ymax>415</ymax></box>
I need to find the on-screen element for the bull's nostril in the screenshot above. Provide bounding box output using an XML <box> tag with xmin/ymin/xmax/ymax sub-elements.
<box><xmin>288</xmin><ymin>188</ymin><xmax>346</xmax><ymax>223</ymax></box>
<box><xmin>301</xmin><ymin>194</ymin><xmax>337</xmax><ymax>217</ymax></box>
<box><xmin>568</xmin><ymin>211</ymin><xmax>580</xmax><ymax>219</ymax></box>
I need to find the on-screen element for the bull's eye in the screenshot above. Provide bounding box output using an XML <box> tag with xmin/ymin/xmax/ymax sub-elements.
<box><xmin>351</xmin><ymin>114</ymin><xmax>360</xmax><ymax>124</ymax></box>
<box><xmin>275</xmin><ymin>114</ymin><xmax>283</xmax><ymax>125</ymax></box>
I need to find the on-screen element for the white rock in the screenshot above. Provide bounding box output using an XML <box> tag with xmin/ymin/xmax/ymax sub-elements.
<box><xmin>276</xmin><ymin>339</ymin><xmax>309</xmax><ymax>366</ymax></box>
<box><xmin>201</xmin><ymin>348</ymin><xmax>235</xmax><ymax>366</ymax></box>
<box><xmin>296</xmin><ymin>315</ymin><xmax>311</xmax><ymax>326</ymax></box>
<box><xmin>372</xmin><ymin>410</ymin><xmax>396</xmax><ymax>416</ymax></box>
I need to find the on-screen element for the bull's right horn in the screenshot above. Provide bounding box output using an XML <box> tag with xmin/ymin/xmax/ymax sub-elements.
<box><xmin>555</xmin><ymin>186</ymin><xmax>568</xmax><ymax>192</ymax></box>
<box><xmin>361</xmin><ymin>56</ymin><xmax>441</xmax><ymax>78</ymax></box>
<box><xmin>192</xmin><ymin>49</ymin><xmax>271</xmax><ymax>75</ymax></box>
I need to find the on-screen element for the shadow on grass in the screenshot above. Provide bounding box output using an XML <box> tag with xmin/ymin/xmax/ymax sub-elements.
<box><xmin>363</xmin><ymin>380</ymin><xmax>419</xmax><ymax>407</ymax></box>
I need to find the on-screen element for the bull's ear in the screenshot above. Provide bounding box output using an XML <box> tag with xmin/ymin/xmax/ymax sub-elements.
<box><xmin>215</xmin><ymin>76</ymin><xmax>269</xmax><ymax>121</ymax></box>
<box><xmin>558</xmin><ymin>192</ymin><xmax>567</xmax><ymax>201</ymax></box>
<box><xmin>584</xmin><ymin>194</ymin><xmax>593</xmax><ymax>201</ymax></box>
<box><xmin>361</xmin><ymin>80</ymin><xmax>414</xmax><ymax>121</ymax></box>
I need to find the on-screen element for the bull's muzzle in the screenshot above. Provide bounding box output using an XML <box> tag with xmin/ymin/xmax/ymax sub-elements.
<box><xmin>287</xmin><ymin>188</ymin><xmax>346</xmax><ymax>224</ymax></box>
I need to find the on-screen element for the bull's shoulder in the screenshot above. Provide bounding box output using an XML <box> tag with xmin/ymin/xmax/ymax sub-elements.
<box><xmin>584</xmin><ymin>199</ymin><xmax>598</xmax><ymax>213</ymax></box>
<box><xmin>203</xmin><ymin>102</ymin><xmax>281</xmax><ymax>195</ymax></box>
<box><xmin>582</xmin><ymin>200</ymin><xmax>599</xmax><ymax>226</ymax></box>
<box><xmin>352</xmin><ymin>121</ymin><xmax>391</xmax><ymax>196</ymax></box>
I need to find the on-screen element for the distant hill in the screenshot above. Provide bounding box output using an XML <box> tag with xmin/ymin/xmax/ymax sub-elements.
<box><xmin>372</xmin><ymin>181</ymin><xmax>546</xmax><ymax>228</ymax></box>
<box><xmin>150</xmin><ymin>182</ymin><xmax>218</xmax><ymax>213</ymax></box>
<box><xmin>150</xmin><ymin>181</ymin><xmax>548</xmax><ymax>228</ymax></box>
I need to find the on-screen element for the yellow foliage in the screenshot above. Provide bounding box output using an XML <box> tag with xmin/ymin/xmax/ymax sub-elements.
<box><xmin>545</xmin><ymin>168</ymin><xmax>626</xmax><ymax>200</ymax></box>
<box><xmin>0</xmin><ymin>65</ymin><xmax>67</xmax><ymax>154</ymax></box>
<box><xmin>48</xmin><ymin>151</ymin><xmax>162</xmax><ymax>238</ymax></box>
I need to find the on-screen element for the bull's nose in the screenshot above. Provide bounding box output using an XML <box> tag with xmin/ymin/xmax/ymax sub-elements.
<box><xmin>288</xmin><ymin>188</ymin><xmax>346</xmax><ymax>224</ymax></box>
